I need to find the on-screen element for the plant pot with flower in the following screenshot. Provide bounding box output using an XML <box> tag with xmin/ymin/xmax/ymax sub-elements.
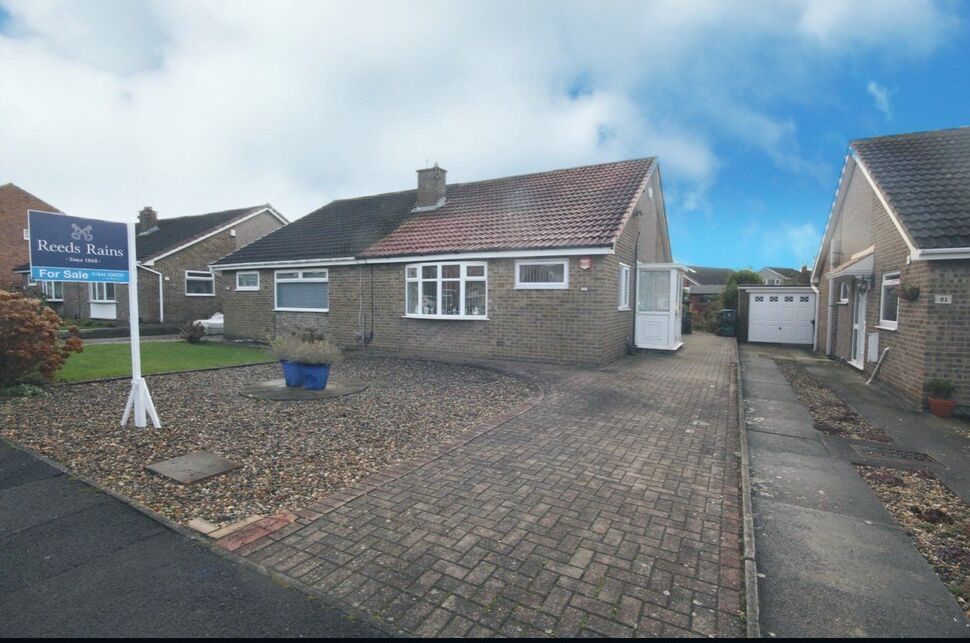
<box><xmin>294</xmin><ymin>337</ymin><xmax>343</xmax><ymax>391</ymax></box>
<box><xmin>926</xmin><ymin>378</ymin><xmax>956</xmax><ymax>418</ymax></box>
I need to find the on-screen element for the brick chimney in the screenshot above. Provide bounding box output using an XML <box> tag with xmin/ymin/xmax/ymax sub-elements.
<box><xmin>414</xmin><ymin>164</ymin><xmax>447</xmax><ymax>211</ymax></box>
<box><xmin>138</xmin><ymin>206</ymin><xmax>158</xmax><ymax>234</ymax></box>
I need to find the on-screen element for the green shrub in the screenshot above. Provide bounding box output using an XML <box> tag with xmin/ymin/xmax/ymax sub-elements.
<box><xmin>722</xmin><ymin>269</ymin><xmax>764</xmax><ymax>310</ymax></box>
<box><xmin>926</xmin><ymin>378</ymin><xmax>955</xmax><ymax>400</ymax></box>
<box><xmin>179</xmin><ymin>321</ymin><xmax>207</xmax><ymax>344</ymax></box>
<box><xmin>0</xmin><ymin>383</ymin><xmax>46</xmax><ymax>398</ymax></box>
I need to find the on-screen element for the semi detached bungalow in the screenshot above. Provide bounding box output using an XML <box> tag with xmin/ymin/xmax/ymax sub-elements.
<box><xmin>212</xmin><ymin>158</ymin><xmax>684</xmax><ymax>365</ymax></box>
<box><xmin>813</xmin><ymin>126</ymin><xmax>970</xmax><ymax>415</ymax></box>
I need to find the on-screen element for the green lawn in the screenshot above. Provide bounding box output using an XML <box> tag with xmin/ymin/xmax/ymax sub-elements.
<box><xmin>58</xmin><ymin>341</ymin><xmax>273</xmax><ymax>382</ymax></box>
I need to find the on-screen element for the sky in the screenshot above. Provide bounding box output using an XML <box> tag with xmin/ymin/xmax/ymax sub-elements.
<box><xmin>1</xmin><ymin>1</ymin><xmax>968</xmax><ymax>270</ymax></box>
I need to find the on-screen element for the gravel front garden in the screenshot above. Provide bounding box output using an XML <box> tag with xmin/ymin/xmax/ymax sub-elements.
<box><xmin>0</xmin><ymin>357</ymin><xmax>536</xmax><ymax>528</ymax></box>
<box><xmin>772</xmin><ymin>357</ymin><xmax>892</xmax><ymax>442</ymax></box>
<box><xmin>859</xmin><ymin>466</ymin><xmax>970</xmax><ymax>617</ymax></box>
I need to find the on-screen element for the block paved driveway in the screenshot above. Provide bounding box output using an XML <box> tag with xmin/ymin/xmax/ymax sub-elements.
<box><xmin>239</xmin><ymin>334</ymin><xmax>743</xmax><ymax>637</ymax></box>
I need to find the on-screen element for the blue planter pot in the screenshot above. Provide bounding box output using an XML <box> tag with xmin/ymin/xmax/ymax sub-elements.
<box><xmin>280</xmin><ymin>360</ymin><xmax>304</xmax><ymax>387</ymax></box>
<box><xmin>301</xmin><ymin>363</ymin><xmax>331</xmax><ymax>390</ymax></box>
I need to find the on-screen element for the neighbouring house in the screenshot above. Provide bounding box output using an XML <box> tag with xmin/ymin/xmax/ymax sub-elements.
<box><xmin>14</xmin><ymin>204</ymin><xmax>287</xmax><ymax>324</ymax></box>
<box><xmin>0</xmin><ymin>183</ymin><xmax>60</xmax><ymax>290</ymax></box>
<box><xmin>758</xmin><ymin>266</ymin><xmax>810</xmax><ymax>286</ymax></box>
<box><xmin>685</xmin><ymin>266</ymin><xmax>733</xmax><ymax>315</ymax></box>
<box><xmin>212</xmin><ymin>158</ymin><xmax>683</xmax><ymax>365</ymax></box>
<box><xmin>812</xmin><ymin>126</ymin><xmax>970</xmax><ymax>415</ymax></box>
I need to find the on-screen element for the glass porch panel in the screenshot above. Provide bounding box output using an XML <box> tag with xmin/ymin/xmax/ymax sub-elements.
<box><xmin>637</xmin><ymin>270</ymin><xmax>670</xmax><ymax>312</ymax></box>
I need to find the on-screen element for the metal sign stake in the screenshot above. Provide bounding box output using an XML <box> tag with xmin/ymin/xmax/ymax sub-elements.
<box><xmin>120</xmin><ymin>222</ymin><xmax>160</xmax><ymax>428</ymax></box>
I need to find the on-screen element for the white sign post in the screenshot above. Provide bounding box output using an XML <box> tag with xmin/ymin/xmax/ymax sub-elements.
<box><xmin>120</xmin><ymin>222</ymin><xmax>160</xmax><ymax>429</ymax></box>
<box><xmin>27</xmin><ymin>210</ymin><xmax>160</xmax><ymax>429</ymax></box>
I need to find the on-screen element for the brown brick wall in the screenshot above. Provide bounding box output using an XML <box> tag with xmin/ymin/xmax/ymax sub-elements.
<box><xmin>225</xmin><ymin>251</ymin><xmax>649</xmax><ymax>366</ymax></box>
<box><xmin>0</xmin><ymin>185</ymin><xmax>58</xmax><ymax>289</ymax></box>
<box><xmin>924</xmin><ymin>260</ymin><xmax>970</xmax><ymax>415</ymax></box>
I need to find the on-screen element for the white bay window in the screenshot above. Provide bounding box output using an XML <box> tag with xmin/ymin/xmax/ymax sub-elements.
<box><xmin>405</xmin><ymin>262</ymin><xmax>487</xmax><ymax>319</ymax></box>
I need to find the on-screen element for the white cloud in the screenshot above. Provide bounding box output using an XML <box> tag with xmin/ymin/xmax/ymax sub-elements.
<box><xmin>0</xmin><ymin>0</ymin><xmax>958</xmax><ymax>223</ymax></box>
<box><xmin>867</xmin><ymin>81</ymin><xmax>893</xmax><ymax>119</ymax></box>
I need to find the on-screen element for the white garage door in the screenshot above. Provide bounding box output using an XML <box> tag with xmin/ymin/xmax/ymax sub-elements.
<box><xmin>748</xmin><ymin>291</ymin><xmax>816</xmax><ymax>345</ymax></box>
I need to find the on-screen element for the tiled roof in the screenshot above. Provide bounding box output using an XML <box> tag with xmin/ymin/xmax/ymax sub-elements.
<box><xmin>686</xmin><ymin>266</ymin><xmax>733</xmax><ymax>286</ymax></box>
<box><xmin>138</xmin><ymin>205</ymin><xmax>272</xmax><ymax>261</ymax></box>
<box><xmin>763</xmin><ymin>266</ymin><xmax>802</xmax><ymax>280</ymax></box>
<box><xmin>852</xmin><ymin>126</ymin><xmax>970</xmax><ymax>249</ymax></box>
<box><xmin>362</xmin><ymin>158</ymin><xmax>654</xmax><ymax>257</ymax></box>
<box><xmin>213</xmin><ymin>158</ymin><xmax>655</xmax><ymax>266</ymax></box>
<box><xmin>213</xmin><ymin>191</ymin><xmax>419</xmax><ymax>266</ymax></box>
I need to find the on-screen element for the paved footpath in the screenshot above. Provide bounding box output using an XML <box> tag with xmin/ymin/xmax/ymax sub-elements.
<box><xmin>0</xmin><ymin>439</ymin><xmax>384</xmax><ymax>637</ymax></box>
<box><xmin>741</xmin><ymin>345</ymin><xmax>968</xmax><ymax>638</ymax></box>
<box><xmin>234</xmin><ymin>334</ymin><xmax>744</xmax><ymax>637</ymax></box>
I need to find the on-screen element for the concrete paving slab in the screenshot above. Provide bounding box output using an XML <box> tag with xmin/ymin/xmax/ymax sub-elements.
<box><xmin>146</xmin><ymin>450</ymin><xmax>240</xmax><ymax>484</ymax></box>
<box><xmin>744</xmin><ymin>400</ymin><xmax>818</xmax><ymax>440</ymax></box>
<box><xmin>747</xmin><ymin>428</ymin><xmax>827</xmax><ymax>458</ymax></box>
<box><xmin>742</xmin><ymin>378</ymin><xmax>801</xmax><ymax>403</ymax></box>
<box><xmin>755</xmin><ymin>502</ymin><xmax>968</xmax><ymax>638</ymax></box>
<box><xmin>238</xmin><ymin>378</ymin><xmax>367</xmax><ymax>401</ymax></box>
<box><xmin>750</xmin><ymin>450</ymin><xmax>895</xmax><ymax>524</ymax></box>
<box><xmin>0</xmin><ymin>474</ymin><xmax>111</xmax><ymax>538</ymax></box>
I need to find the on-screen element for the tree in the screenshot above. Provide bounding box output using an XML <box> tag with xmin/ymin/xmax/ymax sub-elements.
<box><xmin>0</xmin><ymin>290</ymin><xmax>83</xmax><ymax>388</ymax></box>
<box><xmin>722</xmin><ymin>269</ymin><xmax>763</xmax><ymax>310</ymax></box>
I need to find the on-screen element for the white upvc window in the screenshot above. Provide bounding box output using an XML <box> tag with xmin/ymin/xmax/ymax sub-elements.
<box><xmin>41</xmin><ymin>281</ymin><xmax>63</xmax><ymax>301</ymax></box>
<box><xmin>185</xmin><ymin>270</ymin><xmax>215</xmax><ymax>296</ymax></box>
<box><xmin>838</xmin><ymin>282</ymin><xmax>849</xmax><ymax>303</ymax></box>
<box><xmin>89</xmin><ymin>282</ymin><xmax>116</xmax><ymax>303</ymax></box>
<box><xmin>514</xmin><ymin>259</ymin><xmax>568</xmax><ymax>289</ymax></box>
<box><xmin>405</xmin><ymin>261</ymin><xmax>487</xmax><ymax>319</ymax></box>
<box><xmin>236</xmin><ymin>271</ymin><xmax>260</xmax><ymax>291</ymax></box>
<box><xmin>275</xmin><ymin>269</ymin><xmax>329</xmax><ymax>311</ymax></box>
<box><xmin>618</xmin><ymin>263</ymin><xmax>631</xmax><ymax>310</ymax></box>
<box><xmin>879</xmin><ymin>272</ymin><xmax>900</xmax><ymax>330</ymax></box>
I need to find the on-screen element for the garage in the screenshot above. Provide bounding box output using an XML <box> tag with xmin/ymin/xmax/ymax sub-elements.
<box><xmin>745</xmin><ymin>286</ymin><xmax>816</xmax><ymax>345</ymax></box>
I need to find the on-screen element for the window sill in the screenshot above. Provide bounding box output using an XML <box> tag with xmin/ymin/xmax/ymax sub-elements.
<box><xmin>837</xmin><ymin>300</ymin><xmax>849</xmax><ymax>305</ymax></box>
<box><xmin>185</xmin><ymin>293</ymin><xmax>216</xmax><ymax>297</ymax></box>
<box><xmin>235</xmin><ymin>288</ymin><xmax>259</xmax><ymax>292</ymax></box>
<box><xmin>275</xmin><ymin>308</ymin><xmax>329</xmax><ymax>313</ymax></box>
<box><xmin>875</xmin><ymin>324</ymin><xmax>898</xmax><ymax>332</ymax></box>
<box><xmin>618</xmin><ymin>306</ymin><xmax>631</xmax><ymax>311</ymax></box>
<box><xmin>514</xmin><ymin>284</ymin><xmax>568</xmax><ymax>290</ymax></box>
<box><xmin>403</xmin><ymin>314</ymin><xmax>488</xmax><ymax>321</ymax></box>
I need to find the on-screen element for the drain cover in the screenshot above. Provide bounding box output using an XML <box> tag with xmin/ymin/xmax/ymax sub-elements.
<box><xmin>851</xmin><ymin>444</ymin><xmax>935</xmax><ymax>463</ymax></box>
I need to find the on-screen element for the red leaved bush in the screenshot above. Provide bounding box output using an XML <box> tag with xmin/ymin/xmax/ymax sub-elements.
<box><xmin>0</xmin><ymin>290</ymin><xmax>83</xmax><ymax>387</ymax></box>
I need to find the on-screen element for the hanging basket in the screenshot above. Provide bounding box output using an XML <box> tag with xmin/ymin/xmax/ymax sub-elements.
<box><xmin>898</xmin><ymin>284</ymin><xmax>920</xmax><ymax>302</ymax></box>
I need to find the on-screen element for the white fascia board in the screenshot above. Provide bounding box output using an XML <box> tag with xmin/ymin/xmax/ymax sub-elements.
<box><xmin>211</xmin><ymin>247</ymin><xmax>614</xmax><ymax>271</ymax></box>
<box><xmin>811</xmin><ymin>152</ymin><xmax>854</xmax><ymax>285</ymax></box>
<box><xmin>361</xmin><ymin>247</ymin><xmax>614</xmax><ymax>264</ymax></box>
<box><xmin>911</xmin><ymin>247</ymin><xmax>970</xmax><ymax>261</ymax></box>
<box><xmin>142</xmin><ymin>207</ymin><xmax>285</xmax><ymax>266</ymax></box>
<box><xmin>210</xmin><ymin>257</ymin><xmax>356</xmax><ymax>271</ymax></box>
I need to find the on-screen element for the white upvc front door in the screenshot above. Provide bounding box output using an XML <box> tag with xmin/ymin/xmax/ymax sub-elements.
<box><xmin>849</xmin><ymin>284</ymin><xmax>866</xmax><ymax>369</ymax></box>
<box><xmin>635</xmin><ymin>264</ymin><xmax>684</xmax><ymax>351</ymax></box>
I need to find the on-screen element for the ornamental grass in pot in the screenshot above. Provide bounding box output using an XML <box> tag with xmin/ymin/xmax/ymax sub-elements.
<box><xmin>294</xmin><ymin>338</ymin><xmax>343</xmax><ymax>390</ymax></box>
<box><xmin>269</xmin><ymin>334</ymin><xmax>305</xmax><ymax>387</ymax></box>
<box><xmin>926</xmin><ymin>378</ymin><xmax>956</xmax><ymax>418</ymax></box>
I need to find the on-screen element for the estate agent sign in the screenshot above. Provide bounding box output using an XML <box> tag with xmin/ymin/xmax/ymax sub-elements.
<box><xmin>28</xmin><ymin>210</ymin><xmax>129</xmax><ymax>284</ymax></box>
<box><xmin>26</xmin><ymin>209</ymin><xmax>160</xmax><ymax>429</ymax></box>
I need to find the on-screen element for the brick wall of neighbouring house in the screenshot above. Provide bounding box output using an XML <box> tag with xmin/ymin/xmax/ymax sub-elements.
<box><xmin>0</xmin><ymin>185</ymin><xmax>58</xmax><ymax>289</ymax></box>
<box><xmin>924</xmin><ymin>260</ymin><xmax>970</xmax><ymax>415</ymax></box>
<box><xmin>149</xmin><ymin>211</ymin><xmax>284</xmax><ymax>324</ymax></box>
